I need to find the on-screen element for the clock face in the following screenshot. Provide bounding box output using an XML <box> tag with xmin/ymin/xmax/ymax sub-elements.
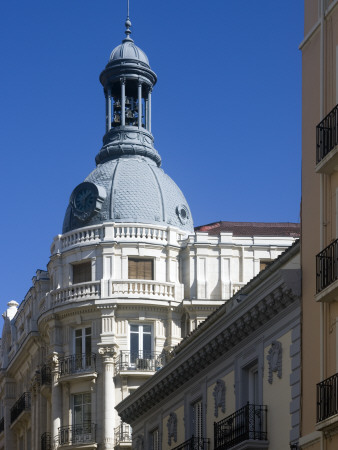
<box><xmin>70</xmin><ymin>182</ymin><xmax>106</xmax><ymax>221</ymax></box>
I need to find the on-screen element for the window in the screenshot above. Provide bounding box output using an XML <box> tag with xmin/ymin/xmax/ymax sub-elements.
<box><xmin>259</xmin><ymin>260</ymin><xmax>271</xmax><ymax>272</ymax></box>
<box><xmin>242</xmin><ymin>362</ymin><xmax>260</xmax><ymax>405</ymax></box>
<box><xmin>192</xmin><ymin>399</ymin><xmax>203</xmax><ymax>439</ymax></box>
<box><xmin>150</xmin><ymin>428</ymin><xmax>159</xmax><ymax>450</ymax></box>
<box><xmin>75</xmin><ymin>327</ymin><xmax>92</xmax><ymax>369</ymax></box>
<box><xmin>130</xmin><ymin>324</ymin><xmax>152</xmax><ymax>364</ymax></box>
<box><xmin>128</xmin><ymin>258</ymin><xmax>153</xmax><ymax>280</ymax></box>
<box><xmin>73</xmin><ymin>261</ymin><xmax>92</xmax><ymax>284</ymax></box>
<box><xmin>73</xmin><ymin>393</ymin><xmax>92</xmax><ymax>442</ymax></box>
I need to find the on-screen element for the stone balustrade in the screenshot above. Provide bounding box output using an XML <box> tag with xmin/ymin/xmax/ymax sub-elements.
<box><xmin>111</xmin><ymin>280</ymin><xmax>175</xmax><ymax>300</ymax></box>
<box><xmin>51</xmin><ymin>281</ymin><xmax>101</xmax><ymax>306</ymax></box>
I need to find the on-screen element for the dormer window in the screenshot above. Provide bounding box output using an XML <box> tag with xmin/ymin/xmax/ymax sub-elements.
<box><xmin>72</xmin><ymin>261</ymin><xmax>92</xmax><ymax>284</ymax></box>
<box><xmin>128</xmin><ymin>258</ymin><xmax>153</xmax><ymax>280</ymax></box>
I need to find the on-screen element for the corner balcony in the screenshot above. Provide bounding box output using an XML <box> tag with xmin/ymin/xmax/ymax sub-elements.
<box><xmin>114</xmin><ymin>423</ymin><xmax>132</xmax><ymax>448</ymax></box>
<box><xmin>10</xmin><ymin>392</ymin><xmax>31</xmax><ymax>428</ymax></box>
<box><xmin>315</xmin><ymin>239</ymin><xmax>338</xmax><ymax>301</ymax></box>
<box><xmin>214</xmin><ymin>404</ymin><xmax>268</xmax><ymax>450</ymax></box>
<box><xmin>59</xmin><ymin>422</ymin><xmax>97</xmax><ymax>448</ymax></box>
<box><xmin>111</xmin><ymin>280</ymin><xmax>175</xmax><ymax>301</ymax></box>
<box><xmin>316</xmin><ymin>372</ymin><xmax>338</xmax><ymax>431</ymax></box>
<box><xmin>172</xmin><ymin>436</ymin><xmax>210</xmax><ymax>450</ymax></box>
<box><xmin>41</xmin><ymin>432</ymin><xmax>52</xmax><ymax>450</ymax></box>
<box><xmin>115</xmin><ymin>351</ymin><xmax>165</xmax><ymax>376</ymax></box>
<box><xmin>59</xmin><ymin>353</ymin><xmax>97</xmax><ymax>382</ymax></box>
<box><xmin>51</xmin><ymin>281</ymin><xmax>101</xmax><ymax>307</ymax></box>
<box><xmin>316</xmin><ymin>104</ymin><xmax>338</xmax><ymax>173</ymax></box>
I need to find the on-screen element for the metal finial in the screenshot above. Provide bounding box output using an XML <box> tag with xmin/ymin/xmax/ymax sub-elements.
<box><xmin>124</xmin><ymin>0</ymin><xmax>132</xmax><ymax>41</ymax></box>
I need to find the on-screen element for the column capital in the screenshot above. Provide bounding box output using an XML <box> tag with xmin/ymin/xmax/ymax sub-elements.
<box><xmin>98</xmin><ymin>345</ymin><xmax>118</xmax><ymax>360</ymax></box>
<box><xmin>120</xmin><ymin>77</ymin><xmax>126</xmax><ymax>85</ymax></box>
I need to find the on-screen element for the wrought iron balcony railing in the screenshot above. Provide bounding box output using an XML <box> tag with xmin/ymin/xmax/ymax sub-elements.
<box><xmin>41</xmin><ymin>432</ymin><xmax>52</xmax><ymax>450</ymax></box>
<box><xmin>316</xmin><ymin>239</ymin><xmax>338</xmax><ymax>293</ymax></box>
<box><xmin>214</xmin><ymin>403</ymin><xmax>267</xmax><ymax>450</ymax></box>
<box><xmin>317</xmin><ymin>372</ymin><xmax>338</xmax><ymax>422</ymax></box>
<box><xmin>41</xmin><ymin>364</ymin><xmax>52</xmax><ymax>385</ymax></box>
<box><xmin>316</xmin><ymin>103</ymin><xmax>338</xmax><ymax>164</ymax></box>
<box><xmin>172</xmin><ymin>436</ymin><xmax>209</xmax><ymax>450</ymax></box>
<box><xmin>10</xmin><ymin>392</ymin><xmax>31</xmax><ymax>424</ymax></box>
<box><xmin>59</xmin><ymin>353</ymin><xmax>96</xmax><ymax>376</ymax></box>
<box><xmin>115</xmin><ymin>351</ymin><xmax>165</xmax><ymax>374</ymax></box>
<box><xmin>0</xmin><ymin>417</ymin><xmax>4</xmax><ymax>434</ymax></box>
<box><xmin>114</xmin><ymin>422</ymin><xmax>132</xmax><ymax>445</ymax></box>
<box><xmin>59</xmin><ymin>422</ymin><xmax>96</xmax><ymax>446</ymax></box>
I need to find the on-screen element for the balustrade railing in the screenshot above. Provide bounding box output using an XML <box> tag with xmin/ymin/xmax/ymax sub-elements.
<box><xmin>316</xmin><ymin>238</ymin><xmax>338</xmax><ymax>293</ymax></box>
<box><xmin>41</xmin><ymin>364</ymin><xmax>52</xmax><ymax>385</ymax></box>
<box><xmin>316</xmin><ymin>103</ymin><xmax>338</xmax><ymax>164</ymax></box>
<box><xmin>115</xmin><ymin>351</ymin><xmax>165</xmax><ymax>374</ymax></box>
<box><xmin>114</xmin><ymin>422</ymin><xmax>132</xmax><ymax>445</ymax></box>
<box><xmin>172</xmin><ymin>436</ymin><xmax>209</xmax><ymax>450</ymax></box>
<box><xmin>59</xmin><ymin>422</ymin><xmax>96</xmax><ymax>445</ymax></box>
<box><xmin>51</xmin><ymin>281</ymin><xmax>100</xmax><ymax>305</ymax></box>
<box><xmin>41</xmin><ymin>432</ymin><xmax>52</xmax><ymax>450</ymax></box>
<box><xmin>317</xmin><ymin>372</ymin><xmax>338</xmax><ymax>422</ymax></box>
<box><xmin>10</xmin><ymin>392</ymin><xmax>31</xmax><ymax>424</ymax></box>
<box><xmin>59</xmin><ymin>353</ymin><xmax>96</xmax><ymax>376</ymax></box>
<box><xmin>112</xmin><ymin>280</ymin><xmax>175</xmax><ymax>299</ymax></box>
<box><xmin>214</xmin><ymin>404</ymin><xmax>267</xmax><ymax>450</ymax></box>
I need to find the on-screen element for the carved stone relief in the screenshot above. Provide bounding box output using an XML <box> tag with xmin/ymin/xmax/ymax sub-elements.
<box><xmin>267</xmin><ymin>340</ymin><xmax>282</xmax><ymax>384</ymax></box>
<box><xmin>213</xmin><ymin>379</ymin><xmax>226</xmax><ymax>417</ymax></box>
<box><xmin>167</xmin><ymin>412</ymin><xmax>177</xmax><ymax>445</ymax></box>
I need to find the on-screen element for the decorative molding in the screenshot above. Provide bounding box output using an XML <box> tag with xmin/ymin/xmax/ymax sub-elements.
<box><xmin>213</xmin><ymin>379</ymin><xmax>225</xmax><ymax>417</ymax></box>
<box><xmin>267</xmin><ymin>340</ymin><xmax>282</xmax><ymax>384</ymax></box>
<box><xmin>135</xmin><ymin>434</ymin><xmax>144</xmax><ymax>450</ymax></box>
<box><xmin>167</xmin><ymin>412</ymin><xmax>177</xmax><ymax>445</ymax></box>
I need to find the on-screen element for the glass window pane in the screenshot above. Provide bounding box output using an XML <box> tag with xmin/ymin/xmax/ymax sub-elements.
<box><xmin>130</xmin><ymin>325</ymin><xmax>138</xmax><ymax>333</ymax></box>
<box><xmin>143</xmin><ymin>325</ymin><xmax>151</xmax><ymax>333</ymax></box>
<box><xmin>143</xmin><ymin>334</ymin><xmax>151</xmax><ymax>356</ymax></box>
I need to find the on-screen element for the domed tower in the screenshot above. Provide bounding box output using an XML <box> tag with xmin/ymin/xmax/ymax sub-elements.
<box><xmin>62</xmin><ymin>14</ymin><xmax>193</xmax><ymax>235</ymax></box>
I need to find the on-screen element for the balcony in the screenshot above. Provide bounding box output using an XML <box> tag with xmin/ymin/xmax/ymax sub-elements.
<box><xmin>41</xmin><ymin>432</ymin><xmax>52</xmax><ymax>450</ymax></box>
<box><xmin>10</xmin><ymin>392</ymin><xmax>31</xmax><ymax>425</ymax></box>
<box><xmin>59</xmin><ymin>353</ymin><xmax>97</xmax><ymax>381</ymax></box>
<box><xmin>214</xmin><ymin>404</ymin><xmax>268</xmax><ymax>450</ymax></box>
<box><xmin>315</xmin><ymin>239</ymin><xmax>338</xmax><ymax>301</ymax></box>
<box><xmin>172</xmin><ymin>436</ymin><xmax>210</xmax><ymax>450</ymax></box>
<box><xmin>115</xmin><ymin>351</ymin><xmax>165</xmax><ymax>375</ymax></box>
<box><xmin>59</xmin><ymin>422</ymin><xmax>96</xmax><ymax>447</ymax></box>
<box><xmin>111</xmin><ymin>280</ymin><xmax>176</xmax><ymax>301</ymax></box>
<box><xmin>51</xmin><ymin>281</ymin><xmax>101</xmax><ymax>307</ymax></box>
<box><xmin>41</xmin><ymin>364</ymin><xmax>52</xmax><ymax>385</ymax></box>
<box><xmin>115</xmin><ymin>422</ymin><xmax>132</xmax><ymax>447</ymax></box>
<box><xmin>316</xmin><ymin>103</ymin><xmax>338</xmax><ymax>173</ymax></box>
<box><xmin>316</xmin><ymin>372</ymin><xmax>338</xmax><ymax>430</ymax></box>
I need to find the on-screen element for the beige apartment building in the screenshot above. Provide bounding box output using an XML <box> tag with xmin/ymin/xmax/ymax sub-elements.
<box><xmin>300</xmin><ymin>0</ymin><xmax>338</xmax><ymax>449</ymax></box>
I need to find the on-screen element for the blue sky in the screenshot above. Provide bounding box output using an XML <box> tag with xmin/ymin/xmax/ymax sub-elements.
<box><xmin>0</xmin><ymin>1</ymin><xmax>303</xmax><ymax>318</ymax></box>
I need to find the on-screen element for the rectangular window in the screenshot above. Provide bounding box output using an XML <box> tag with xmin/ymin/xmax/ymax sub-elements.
<box><xmin>192</xmin><ymin>399</ymin><xmax>203</xmax><ymax>439</ymax></box>
<box><xmin>130</xmin><ymin>324</ymin><xmax>152</xmax><ymax>364</ymax></box>
<box><xmin>73</xmin><ymin>261</ymin><xmax>92</xmax><ymax>284</ymax></box>
<box><xmin>75</xmin><ymin>327</ymin><xmax>92</xmax><ymax>370</ymax></box>
<box><xmin>259</xmin><ymin>260</ymin><xmax>271</xmax><ymax>272</ymax></box>
<box><xmin>150</xmin><ymin>428</ymin><xmax>159</xmax><ymax>450</ymax></box>
<box><xmin>128</xmin><ymin>258</ymin><xmax>154</xmax><ymax>280</ymax></box>
<box><xmin>73</xmin><ymin>393</ymin><xmax>92</xmax><ymax>443</ymax></box>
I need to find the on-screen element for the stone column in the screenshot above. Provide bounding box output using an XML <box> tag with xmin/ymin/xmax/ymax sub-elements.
<box><xmin>121</xmin><ymin>78</ymin><xmax>126</xmax><ymax>126</ymax></box>
<box><xmin>98</xmin><ymin>346</ymin><xmax>118</xmax><ymax>449</ymax></box>
<box><xmin>138</xmin><ymin>81</ymin><xmax>142</xmax><ymax>128</ymax></box>
<box><xmin>51</xmin><ymin>353</ymin><xmax>62</xmax><ymax>444</ymax></box>
<box><xmin>106</xmin><ymin>89</ymin><xmax>112</xmax><ymax>132</ymax></box>
<box><xmin>148</xmin><ymin>88</ymin><xmax>152</xmax><ymax>133</ymax></box>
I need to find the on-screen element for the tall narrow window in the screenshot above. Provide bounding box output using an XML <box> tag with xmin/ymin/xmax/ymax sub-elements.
<box><xmin>75</xmin><ymin>327</ymin><xmax>92</xmax><ymax>370</ymax></box>
<box><xmin>128</xmin><ymin>258</ymin><xmax>153</xmax><ymax>280</ymax></box>
<box><xmin>73</xmin><ymin>393</ymin><xmax>92</xmax><ymax>442</ymax></box>
<box><xmin>150</xmin><ymin>428</ymin><xmax>159</xmax><ymax>450</ymax></box>
<box><xmin>192</xmin><ymin>399</ymin><xmax>203</xmax><ymax>439</ymax></box>
<box><xmin>73</xmin><ymin>261</ymin><xmax>92</xmax><ymax>284</ymax></box>
<box><xmin>130</xmin><ymin>324</ymin><xmax>152</xmax><ymax>364</ymax></box>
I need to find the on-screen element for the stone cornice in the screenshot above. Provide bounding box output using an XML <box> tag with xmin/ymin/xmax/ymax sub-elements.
<box><xmin>117</xmin><ymin>276</ymin><xmax>300</xmax><ymax>423</ymax></box>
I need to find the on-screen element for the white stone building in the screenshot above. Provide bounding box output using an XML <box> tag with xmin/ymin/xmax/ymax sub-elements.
<box><xmin>0</xmin><ymin>14</ymin><xmax>299</xmax><ymax>450</ymax></box>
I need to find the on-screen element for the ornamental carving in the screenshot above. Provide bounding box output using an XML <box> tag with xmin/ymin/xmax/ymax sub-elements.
<box><xmin>167</xmin><ymin>412</ymin><xmax>177</xmax><ymax>445</ymax></box>
<box><xmin>213</xmin><ymin>379</ymin><xmax>225</xmax><ymax>417</ymax></box>
<box><xmin>267</xmin><ymin>340</ymin><xmax>282</xmax><ymax>384</ymax></box>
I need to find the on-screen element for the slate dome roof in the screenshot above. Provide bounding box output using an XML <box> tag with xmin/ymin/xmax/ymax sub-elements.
<box><xmin>62</xmin><ymin>156</ymin><xmax>194</xmax><ymax>234</ymax></box>
<box><xmin>109</xmin><ymin>40</ymin><xmax>150</xmax><ymax>67</ymax></box>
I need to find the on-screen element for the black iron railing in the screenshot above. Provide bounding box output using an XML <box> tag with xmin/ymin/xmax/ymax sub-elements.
<box><xmin>0</xmin><ymin>417</ymin><xmax>4</xmax><ymax>434</ymax></box>
<box><xmin>172</xmin><ymin>436</ymin><xmax>209</xmax><ymax>450</ymax></box>
<box><xmin>41</xmin><ymin>432</ymin><xmax>52</xmax><ymax>450</ymax></box>
<box><xmin>41</xmin><ymin>364</ymin><xmax>52</xmax><ymax>385</ymax></box>
<box><xmin>317</xmin><ymin>372</ymin><xmax>338</xmax><ymax>422</ymax></box>
<box><xmin>59</xmin><ymin>353</ymin><xmax>96</xmax><ymax>376</ymax></box>
<box><xmin>114</xmin><ymin>422</ymin><xmax>132</xmax><ymax>445</ymax></box>
<box><xmin>10</xmin><ymin>392</ymin><xmax>31</xmax><ymax>424</ymax></box>
<box><xmin>59</xmin><ymin>422</ymin><xmax>96</xmax><ymax>445</ymax></box>
<box><xmin>316</xmin><ymin>239</ymin><xmax>338</xmax><ymax>293</ymax></box>
<box><xmin>214</xmin><ymin>404</ymin><xmax>267</xmax><ymax>450</ymax></box>
<box><xmin>316</xmin><ymin>103</ymin><xmax>338</xmax><ymax>164</ymax></box>
<box><xmin>115</xmin><ymin>351</ymin><xmax>165</xmax><ymax>373</ymax></box>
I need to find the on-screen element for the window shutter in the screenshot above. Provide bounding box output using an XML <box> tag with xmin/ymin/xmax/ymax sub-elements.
<box><xmin>128</xmin><ymin>259</ymin><xmax>153</xmax><ymax>280</ymax></box>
